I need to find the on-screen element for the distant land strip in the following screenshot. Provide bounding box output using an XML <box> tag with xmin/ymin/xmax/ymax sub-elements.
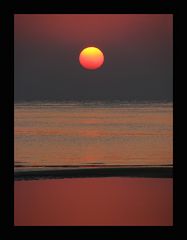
<box><xmin>14</xmin><ymin>166</ymin><xmax>173</xmax><ymax>180</ymax></box>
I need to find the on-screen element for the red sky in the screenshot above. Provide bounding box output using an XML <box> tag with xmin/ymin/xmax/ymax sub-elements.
<box><xmin>14</xmin><ymin>14</ymin><xmax>173</xmax><ymax>101</ymax></box>
<box><xmin>14</xmin><ymin>14</ymin><xmax>172</xmax><ymax>48</ymax></box>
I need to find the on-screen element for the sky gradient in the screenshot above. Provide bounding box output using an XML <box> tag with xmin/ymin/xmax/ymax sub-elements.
<box><xmin>14</xmin><ymin>14</ymin><xmax>173</xmax><ymax>101</ymax></box>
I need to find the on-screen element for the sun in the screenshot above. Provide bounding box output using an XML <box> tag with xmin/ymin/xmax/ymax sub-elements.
<box><xmin>79</xmin><ymin>47</ymin><xmax>104</xmax><ymax>70</ymax></box>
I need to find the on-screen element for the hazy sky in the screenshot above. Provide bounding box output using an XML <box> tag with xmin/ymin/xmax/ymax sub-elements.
<box><xmin>14</xmin><ymin>14</ymin><xmax>173</xmax><ymax>101</ymax></box>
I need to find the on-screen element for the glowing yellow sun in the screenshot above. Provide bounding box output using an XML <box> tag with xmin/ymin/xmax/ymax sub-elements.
<box><xmin>79</xmin><ymin>47</ymin><xmax>104</xmax><ymax>70</ymax></box>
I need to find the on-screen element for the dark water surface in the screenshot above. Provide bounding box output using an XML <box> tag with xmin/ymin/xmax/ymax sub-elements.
<box><xmin>15</xmin><ymin>102</ymin><xmax>172</xmax><ymax>169</ymax></box>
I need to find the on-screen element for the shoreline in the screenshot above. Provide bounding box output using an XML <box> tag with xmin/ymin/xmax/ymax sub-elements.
<box><xmin>14</xmin><ymin>166</ymin><xmax>173</xmax><ymax>180</ymax></box>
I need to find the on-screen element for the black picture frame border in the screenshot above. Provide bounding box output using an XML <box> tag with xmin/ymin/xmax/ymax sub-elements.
<box><xmin>1</xmin><ymin>0</ymin><xmax>176</xmax><ymax>239</ymax></box>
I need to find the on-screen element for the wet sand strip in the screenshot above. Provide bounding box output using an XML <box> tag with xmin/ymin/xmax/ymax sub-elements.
<box><xmin>14</xmin><ymin>166</ymin><xmax>173</xmax><ymax>180</ymax></box>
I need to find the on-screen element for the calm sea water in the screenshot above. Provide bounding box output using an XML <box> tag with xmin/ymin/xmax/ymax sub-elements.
<box><xmin>14</xmin><ymin>102</ymin><xmax>173</xmax><ymax>169</ymax></box>
<box><xmin>15</xmin><ymin>177</ymin><xmax>173</xmax><ymax>226</ymax></box>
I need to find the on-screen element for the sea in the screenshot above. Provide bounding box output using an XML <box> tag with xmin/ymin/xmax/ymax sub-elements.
<box><xmin>14</xmin><ymin>101</ymin><xmax>173</xmax><ymax>170</ymax></box>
